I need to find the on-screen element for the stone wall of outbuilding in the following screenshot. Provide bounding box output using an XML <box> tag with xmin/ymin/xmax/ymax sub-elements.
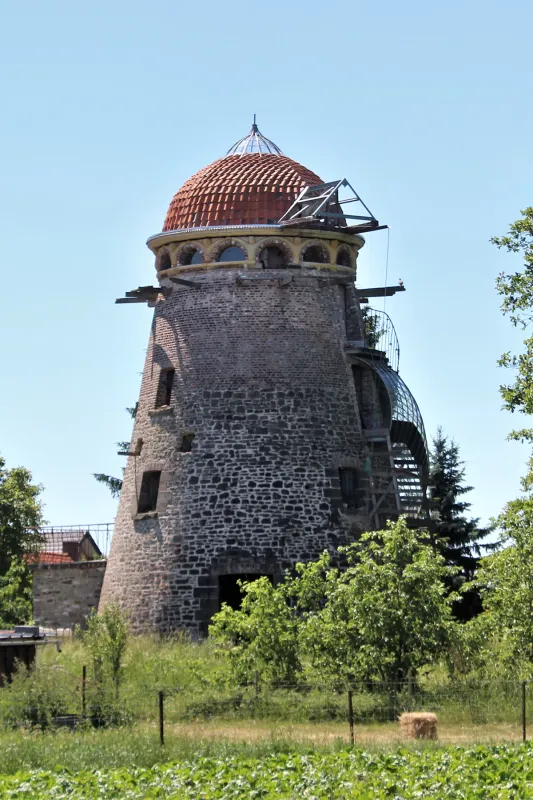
<box><xmin>32</xmin><ymin>561</ymin><xmax>106</xmax><ymax>630</ymax></box>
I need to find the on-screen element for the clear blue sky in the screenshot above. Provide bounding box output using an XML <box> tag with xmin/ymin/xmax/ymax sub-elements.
<box><xmin>0</xmin><ymin>0</ymin><xmax>531</xmax><ymax>528</ymax></box>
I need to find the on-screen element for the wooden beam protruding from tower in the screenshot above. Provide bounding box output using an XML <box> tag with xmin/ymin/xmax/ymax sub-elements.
<box><xmin>356</xmin><ymin>284</ymin><xmax>405</xmax><ymax>303</ymax></box>
<box><xmin>116</xmin><ymin>278</ymin><xmax>201</xmax><ymax>305</ymax></box>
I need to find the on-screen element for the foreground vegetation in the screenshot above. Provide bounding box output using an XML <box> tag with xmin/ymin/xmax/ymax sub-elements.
<box><xmin>1</xmin><ymin>744</ymin><xmax>533</xmax><ymax>798</ymax></box>
<box><xmin>1</xmin><ymin>631</ymin><xmax>531</xmax><ymax>748</ymax></box>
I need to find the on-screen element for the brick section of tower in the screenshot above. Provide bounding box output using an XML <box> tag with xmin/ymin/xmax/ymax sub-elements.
<box><xmin>99</xmin><ymin>268</ymin><xmax>371</xmax><ymax>634</ymax></box>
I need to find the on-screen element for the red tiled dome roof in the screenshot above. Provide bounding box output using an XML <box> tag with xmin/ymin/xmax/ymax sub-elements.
<box><xmin>163</xmin><ymin>153</ymin><xmax>322</xmax><ymax>231</ymax></box>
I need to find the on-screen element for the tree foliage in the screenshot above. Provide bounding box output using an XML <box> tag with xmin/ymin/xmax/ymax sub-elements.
<box><xmin>427</xmin><ymin>428</ymin><xmax>493</xmax><ymax>619</ymax></box>
<box><xmin>210</xmin><ymin>518</ymin><xmax>457</xmax><ymax>685</ymax></box>
<box><xmin>0</xmin><ymin>455</ymin><xmax>44</xmax><ymax>626</ymax></box>
<box><xmin>77</xmin><ymin>604</ymin><xmax>129</xmax><ymax>695</ymax></box>
<box><xmin>210</xmin><ymin>577</ymin><xmax>301</xmax><ymax>684</ymax></box>
<box><xmin>491</xmin><ymin>208</ymin><xmax>533</xmax><ymax>441</ymax></box>
<box><xmin>307</xmin><ymin>519</ymin><xmax>457</xmax><ymax>683</ymax></box>
<box><xmin>0</xmin><ymin>455</ymin><xmax>44</xmax><ymax>575</ymax></box>
<box><xmin>93</xmin><ymin>474</ymin><xmax>123</xmax><ymax>499</ymax></box>
<box><xmin>428</xmin><ymin>427</ymin><xmax>489</xmax><ymax>564</ymax></box>
<box><xmin>361</xmin><ymin>306</ymin><xmax>383</xmax><ymax>349</ymax></box>
<box><xmin>73</xmin><ymin>604</ymin><xmax>131</xmax><ymax>725</ymax></box>
<box><xmin>473</xmin><ymin>495</ymin><xmax>533</xmax><ymax>677</ymax></box>
<box><xmin>0</xmin><ymin>559</ymin><xmax>33</xmax><ymax>629</ymax></box>
<box><xmin>93</xmin><ymin>405</ymin><xmax>138</xmax><ymax>499</ymax></box>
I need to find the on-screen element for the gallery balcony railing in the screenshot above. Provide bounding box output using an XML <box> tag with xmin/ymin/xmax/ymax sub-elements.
<box><xmin>362</xmin><ymin>307</ymin><xmax>400</xmax><ymax>373</ymax></box>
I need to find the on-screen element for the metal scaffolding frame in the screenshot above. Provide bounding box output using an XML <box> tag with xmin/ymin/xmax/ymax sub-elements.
<box><xmin>279</xmin><ymin>178</ymin><xmax>384</xmax><ymax>233</ymax></box>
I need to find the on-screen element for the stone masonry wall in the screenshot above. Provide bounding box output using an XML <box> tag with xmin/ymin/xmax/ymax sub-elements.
<box><xmin>100</xmin><ymin>256</ymin><xmax>375</xmax><ymax>635</ymax></box>
<box><xmin>32</xmin><ymin>562</ymin><xmax>106</xmax><ymax>630</ymax></box>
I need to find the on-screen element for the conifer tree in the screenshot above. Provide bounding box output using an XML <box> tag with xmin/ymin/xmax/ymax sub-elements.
<box><xmin>427</xmin><ymin>427</ymin><xmax>493</xmax><ymax>620</ymax></box>
<box><xmin>93</xmin><ymin>405</ymin><xmax>137</xmax><ymax>499</ymax></box>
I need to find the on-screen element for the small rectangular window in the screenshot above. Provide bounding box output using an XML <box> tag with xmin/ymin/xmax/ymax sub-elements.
<box><xmin>339</xmin><ymin>468</ymin><xmax>360</xmax><ymax>509</ymax></box>
<box><xmin>180</xmin><ymin>433</ymin><xmax>195</xmax><ymax>453</ymax></box>
<box><xmin>137</xmin><ymin>471</ymin><xmax>161</xmax><ymax>513</ymax></box>
<box><xmin>155</xmin><ymin>368</ymin><xmax>175</xmax><ymax>407</ymax></box>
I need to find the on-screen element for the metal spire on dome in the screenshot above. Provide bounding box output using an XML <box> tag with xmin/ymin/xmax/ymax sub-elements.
<box><xmin>226</xmin><ymin>115</ymin><xmax>283</xmax><ymax>156</ymax></box>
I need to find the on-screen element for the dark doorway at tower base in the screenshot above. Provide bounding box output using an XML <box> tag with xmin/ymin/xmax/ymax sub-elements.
<box><xmin>218</xmin><ymin>574</ymin><xmax>273</xmax><ymax>611</ymax></box>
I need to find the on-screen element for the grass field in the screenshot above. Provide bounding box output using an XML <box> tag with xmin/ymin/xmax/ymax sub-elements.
<box><xmin>0</xmin><ymin>719</ymin><xmax>528</xmax><ymax>775</ymax></box>
<box><xmin>1</xmin><ymin>635</ymin><xmax>527</xmax><ymax>728</ymax></box>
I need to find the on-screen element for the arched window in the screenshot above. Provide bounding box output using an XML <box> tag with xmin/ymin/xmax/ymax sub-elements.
<box><xmin>158</xmin><ymin>250</ymin><xmax>171</xmax><ymax>270</ymax></box>
<box><xmin>179</xmin><ymin>248</ymin><xmax>203</xmax><ymax>266</ymax></box>
<box><xmin>302</xmin><ymin>244</ymin><xmax>328</xmax><ymax>264</ymax></box>
<box><xmin>258</xmin><ymin>246</ymin><xmax>287</xmax><ymax>269</ymax></box>
<box><xmin>336</xmin><ymin>248</ymin><xmax>352</xmax><ymax>267</ymax></box>
<box><xmin>217</xmin><ymin>246</ymin><xmax>246</xmax><ymax>262</ymax></box>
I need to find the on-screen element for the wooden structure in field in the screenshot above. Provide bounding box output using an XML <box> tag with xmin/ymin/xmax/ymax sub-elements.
<box><xmin>0</xmin><ymin>627</ymin><xmax>47</xmax><ymax>684</ymax></box>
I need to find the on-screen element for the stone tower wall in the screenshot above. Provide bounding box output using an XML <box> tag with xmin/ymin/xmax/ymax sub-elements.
<box><xmin>100</xmin><ymin>260</ymin><xmax>373</xmax><ymax>634</ymax></box>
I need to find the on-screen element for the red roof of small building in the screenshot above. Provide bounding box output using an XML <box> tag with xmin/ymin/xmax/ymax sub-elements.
<box><xmin>163</xmin><ymin>153</ymin><xmax>322</xmax><ymax>231</ymax></box>
<box><xmin>26</xmin><ymin>551</ymin><xmax>73</xmax><ymax>565</ymax></box>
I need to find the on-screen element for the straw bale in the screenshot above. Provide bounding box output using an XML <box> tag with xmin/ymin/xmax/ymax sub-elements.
<box><xmin>399</xmin><ymin>711</ymin><xmax>438</xmax><ymax>740</ymax></box>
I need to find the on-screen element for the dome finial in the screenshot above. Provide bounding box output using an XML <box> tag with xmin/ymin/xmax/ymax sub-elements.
<box><xmin>226</xmin><ymin>119</ymin><xmax>283</xmax><ymax>157</ymax></box>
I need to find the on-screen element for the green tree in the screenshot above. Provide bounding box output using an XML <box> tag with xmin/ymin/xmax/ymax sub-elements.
<box><xmin>209</xmin><ymin>576</ymin><xmax>301</xmax><ymax>684</ymax></box>
<box><xmin>474</xmin><ymin>496</ymin><xmax>533</xmax><ymax>677</ymax></box>
<box><xmin>469</xmin><ymin>210</ymin><xmax>533</xmax><ymax>676</ymax></box>
<box><xmin>92</xmin><ymin>473</ymin><xmax>123</xmax><ymax>499</ymax></box>
<box><xmin>427</xmin><ymin>428</ymin><xmax>493</xmax><ymax>619</ymax></box>
<box><xmin>93</xmin><ymin>405</ymin><xmax>137</xmax><ymax>498</ymax></box>
<box><xmin>361</xmin><ymin>306</ymin><xmax>383</xmax><ymax>349</ymax></box>
<box><xmin>210</xmin><ymin>518</ymin><xmax>457</xmax><ymax>685</ymax></box>
<box><xmin>0</xmin><ymin>559</ymin><xmax>34</xmax><ymax>629</ymax></box>
<box><xmin>491</xmin><ymin>208</ymin><xmax>533</xmax><ymax>440</ymax></box>
<box><xmin>75</xmin><ymin>604</ymin><xmax>130</xmax><ymax>726</ymax></box>
<box><xmin>301</xmin><ymin>518</ymin><xmax>457</xmax><ymax>683</ymax></box>
<box><xmin>0</xmin><ymin>455</ymin><xmax>44</xmax><ymax>626</ymax></box>
<box><xmin>77</xmin><ymin>604</ymin><xmax>129</xmax><ymax>697</ymax></box>
<box><xmin>0</xmin><ymin>455</ymin><xmax>44</xmax><ymax>573</ymax></box>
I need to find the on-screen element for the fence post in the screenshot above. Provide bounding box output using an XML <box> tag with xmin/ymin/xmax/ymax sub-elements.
<box><xmin>81</xmin><ymin>665</ymin><xmax>87</xmax><ymax>719</ymax></box>
<box><xmin>407</xmin><ymin>671</ymin><xmax>413</xmax><ymax>713</ymax></box>
<box><xmin>348</xmin><ymin>688</ymin><xmax>355</xmax><ymax>745</ymax></box>
<box><xmin>522</xmin><ymin>681</ymin><xmax>527</xmax><ymax>743</ymax></box>
<box><xmin>391</xmin><ymin>682</ymin><xmax>397</xmax><ymax>723</ymax></box>
<box><xmin>159</xmin><ymin>691</ymin><xmax>165</xmax><ymax>747</ymax></box>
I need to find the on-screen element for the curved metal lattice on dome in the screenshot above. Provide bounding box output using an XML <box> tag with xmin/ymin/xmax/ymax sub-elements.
<box><xmin>226</xmin><ymin>120</ymin><xmax>283</xmax><ymax>156</ymax></box>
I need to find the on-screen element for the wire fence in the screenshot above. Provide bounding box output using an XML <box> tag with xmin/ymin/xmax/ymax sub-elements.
<box><xmin>3</xmin><ymin>669</ymin><xmax>533</xmax><ymax>745</ymax></box>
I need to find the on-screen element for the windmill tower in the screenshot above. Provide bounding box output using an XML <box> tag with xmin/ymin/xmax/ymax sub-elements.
<box><xmin>99</xmin><ymin>122</ymin><xmax>428</xmax><ymax>634</ymax></box>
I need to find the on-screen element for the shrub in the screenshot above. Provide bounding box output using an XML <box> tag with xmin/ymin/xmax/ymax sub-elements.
<box><xmin>0</xmin><ymin>663</ymin><xmax>77</xmax><ymax>730</ymax></box>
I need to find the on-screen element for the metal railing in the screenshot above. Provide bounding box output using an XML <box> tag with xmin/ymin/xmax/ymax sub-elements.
<box><xmin>37</xmin><ymin>523</ymin><xmax>114</xmax><ymax>561</ymax></box>
<box><xmin>362</xmin><ymin>307</ymin><xmax>400</xmax><ymax>373</ymax></box>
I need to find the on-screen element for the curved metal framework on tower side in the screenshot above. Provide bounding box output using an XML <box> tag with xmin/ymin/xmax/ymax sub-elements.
<box><xmin>353</xmin><ymin>352</ymin><xmax>428</xmax><ymax>522</ymax></box>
